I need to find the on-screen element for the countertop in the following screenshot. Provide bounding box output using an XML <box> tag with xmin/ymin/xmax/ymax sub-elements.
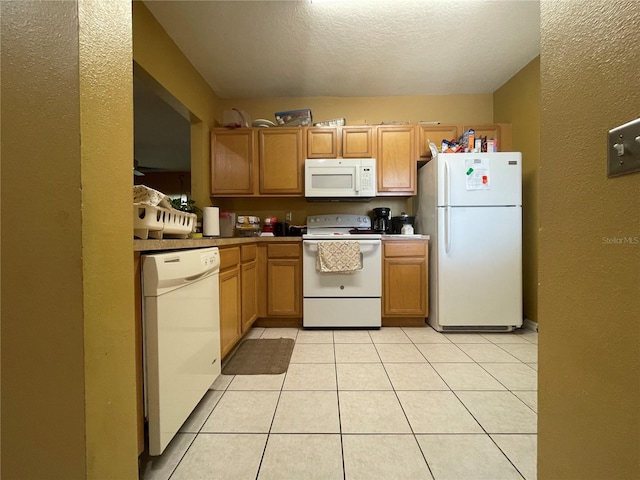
<box><xmin>134</xmin><ymin>234</ymin><xmax>429</xmax><ymax>252</ymax></box>
<box><xmin>133</xmin><ymin>235</ymin><xmax>301</xmax><ymax>252</ymax></box>
<box><xmin>381</xmin><ymin>234</ymin><xmax>430</xmax><ymax>241</ymax></box>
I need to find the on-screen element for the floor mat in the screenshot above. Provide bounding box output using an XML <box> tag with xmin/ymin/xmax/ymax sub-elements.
<box><xmin>222</xmin><ymin>338</ymin><xmax>295</xmax><ymax>375</ymax></box>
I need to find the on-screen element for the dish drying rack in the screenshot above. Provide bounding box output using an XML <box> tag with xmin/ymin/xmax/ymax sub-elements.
<box><xmin>133</xmin><ymin>185</ymin><xmax>196</xmax><ymax>239</ymax></box>
<box><xmin>134</xmin><ymin>204</ymin><xmax>196</xmax><ymax>239</ymax></box>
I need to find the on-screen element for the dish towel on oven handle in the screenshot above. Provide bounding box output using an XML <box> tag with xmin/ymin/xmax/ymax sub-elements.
<box><xmin>316</xmin><ymin>241</ymin><xmax>362</xmax><ymax>273</ymax></box>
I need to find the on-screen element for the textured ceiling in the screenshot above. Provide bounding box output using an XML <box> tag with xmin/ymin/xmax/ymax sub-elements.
<box><xmin>144</xmin><ymin>0</ymin><xmax>541</xmax><ymax>99</ymax></box>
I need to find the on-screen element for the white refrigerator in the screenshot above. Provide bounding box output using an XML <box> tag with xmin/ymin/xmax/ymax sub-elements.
<box><xmin>416</xmin><ymin>152</ymin><xmax>523</xmax><ymax>332</ymax></box>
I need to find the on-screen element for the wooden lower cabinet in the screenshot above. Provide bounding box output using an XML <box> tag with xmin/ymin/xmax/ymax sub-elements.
<box><xmin>382</xmin><ymin>240</ymin><xmax>429</xmax><ymax>321</ymax></box>
<box><xmin>219</xmin><ymin>247</ymin><xmax>242</xmax><ymax>358</ymax></box>
<box><xmin>266</xmin><ymin>243</ymin><xmax>302</xmax><ymax>317</ymax></box>
<box><xmin>240</xmin><ymin>244</ymin><xmax>258</xmax><ymax>333</ymax></box>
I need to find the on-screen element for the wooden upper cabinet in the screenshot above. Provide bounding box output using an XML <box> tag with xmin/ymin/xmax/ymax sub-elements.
<box><xmin>417</xmin><ymin>124</ymin><xmax>458</xmax><ymax>158</ymax></box>
<box><xmin>258</xmin><ymin>128</ymin><xmax>304</xmax><ymax>195</ymax></box>
<box><xmin>461</xmin><ymin>123</ymin><xmax>512</xmax><ymax>152</ymax></box>
<box><xmin>376</xmin><ymin>125</ymin><xmax>416</xmax><ymax>195</ymax></box>
<box><xmin>210</xmin><ymin>128</ymin><xmax>255</xmax><ymax>195</ymax></box>
<box><xmin>342</xmin><ymin>126</ymin><xmax>374</xmax><ymax>158</ymax></box>
<box><xmin>307</xmin><ymin>127</ymin><xmax>339</xmax><ymax>158</ymax></box>
<box><xmin>417</xmin><ymin>123</ymin><xmax>513</xmax><ymax>158</ymax></box>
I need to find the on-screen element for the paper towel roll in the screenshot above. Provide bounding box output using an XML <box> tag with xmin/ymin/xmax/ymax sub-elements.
<box><xmin>203</xmin><ymin>207</ymin><xmax>220</xmax><ymax>237</ymax></box>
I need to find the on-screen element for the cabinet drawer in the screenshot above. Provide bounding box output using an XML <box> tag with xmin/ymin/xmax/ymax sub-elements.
<box><xmin>241</xmin><ymin>244</ymin><xmax>257</xmax><ymax>263</ymax></box>
<box><xmin>384</xmin><ymin>241</ymin><xmax>427</xmax><ymax>257</ymax></box>
<box><xmin>267</xmin><ymin>243</ymin><xmax>300</xmax><ymax>258</ymax></box>
<box><xmin>219</xmin><ymin>246</ymin><xmax>241</xmax><ymax>270</ymax></box>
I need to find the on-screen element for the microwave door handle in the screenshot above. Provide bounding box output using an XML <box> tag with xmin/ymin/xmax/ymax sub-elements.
<box><xmin>355</xmin><ymin>167</ymin><xmax>361</xmax><ymax>193</ymax></box>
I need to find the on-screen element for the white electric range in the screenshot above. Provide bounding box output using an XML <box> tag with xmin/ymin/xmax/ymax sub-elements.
<box><xmin>302</xmin><ymin>214</ymin><xmax>382</xmax><ymax>328</ymax></box>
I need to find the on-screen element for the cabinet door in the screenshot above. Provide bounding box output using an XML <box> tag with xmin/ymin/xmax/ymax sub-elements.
<box><xmin>258</xmin><ymin>128</ymin><xmax>304</xmax><ymax>194</ymax></box>
<box><xmin>267</xmin><ymin>258</ymin><xmax>301</xmax><ymax>316</ymax></box>
<box><xmin>219</xmin><ymin>267</ymin><xmax>241</xmax><ymax>357</ymax></box>
<box><xmin>417</xmin><ymin>124</ymin><xmax>458</xmax><ymax>157</ymax></box>
<box><xmin>383</xmin><ymin>241</ymin><xmax>428</xmax><ymax>317</ymax></box>
<box><xmin>460</xmin><ymin>124</ymin><xmax>507</xmax><ymax>151</ymax></box>
<box><xmin>376</xmin><ymin>125</ymin><xmax>417</xmax><ymax>195</ymax></box>
<box><xmin>383</xmin><ymin>258</ymin><xmax>427</xmax><ymax>316</ymax></box>
<box><xmin>241</xmin><ymin>260</ymin><xmax>258</xmax><ymax>333</ymax></box>
<box><xmin>307</xmin><ymin>127</ymin><xmax>338</xmax><ymax>158</ymax></box>
<box><xmin>210</xmin><ymin>128</ymin><xmax>255</xmax><ymax>195</ymax></box>
<box><xmin>342</xmin><ymin>126</ymin><xmax>374</xmax><ymax>158</ymax></box>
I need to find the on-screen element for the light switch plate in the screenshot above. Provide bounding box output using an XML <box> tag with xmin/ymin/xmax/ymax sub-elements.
<box><xmin>608</xmin><ymin>118</ymin><xmax>640</xmax><ymax>177</ymax></box>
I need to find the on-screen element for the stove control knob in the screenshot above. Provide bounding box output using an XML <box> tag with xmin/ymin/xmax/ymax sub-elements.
<box><xmin>336</xmin><ymin>216</ymin><xmax>341</xmax><ymax>222</ymax></box>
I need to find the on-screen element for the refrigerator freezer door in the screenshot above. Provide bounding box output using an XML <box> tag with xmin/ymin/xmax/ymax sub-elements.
<box><xmin>435</xmin><ymin>205</ymin><xmax>522</xmax><ymax>328</ymax></box>
<box><xmin>437</xmin><ymin>153</ymin><xmax>522</xmax><ymax>207</ymax></box>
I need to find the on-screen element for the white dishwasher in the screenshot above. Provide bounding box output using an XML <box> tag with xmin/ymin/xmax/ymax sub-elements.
<box><xmin>142</xmin><ymin>247</ymin><xmax>221</xmax><ymax>456</ymax></box>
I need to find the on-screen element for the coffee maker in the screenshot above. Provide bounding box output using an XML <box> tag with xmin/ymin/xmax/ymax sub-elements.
<box><xmin>372</xmin><ymin>207</ymin><xmax>392</xmax><ymax>233</ymax></box>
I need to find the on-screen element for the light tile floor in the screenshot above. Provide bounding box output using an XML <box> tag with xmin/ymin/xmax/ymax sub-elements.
<box><xmin>141</xmin><ymin>326</ymin><xmax>538</xmax><ymax>480</ymax></box>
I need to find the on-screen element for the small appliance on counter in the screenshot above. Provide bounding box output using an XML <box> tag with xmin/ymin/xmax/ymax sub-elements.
<box><xmin>287</xmin><ymin>225</ymin><xmax>307</xmax><ymax>236</ymax></box>
<box><xmin>371</xmin><ymin>207</ymin><xmax>392</xmax><ymax>233</ymax></box>
<box><xmin>261</xmin><ymin>217</ymin><xmax>277</xmax><ymax>236</ymax></box>
<box><xmin>219</xmin><ymin>211</ymin><xmax>236</xmax><ymax>237</ymax></box>
<box><xmin>235</xmin><ymin>215</ymin><xmax>261</xmax><ymax>237</ymax></box>
<box><xmin>273</xmin><ymin>221</ymin><xmax>290</xmax><ymax>236</ymax></box>
<box><xmin>391</xmin><ymin>212</ymin><xmax>416</xmax><ymax>234</ymax></box>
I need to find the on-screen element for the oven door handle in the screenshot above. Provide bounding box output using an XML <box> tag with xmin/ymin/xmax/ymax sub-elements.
<box><xmin>303</xmin><ymin>240</ymin><xmax>381</xmax><ymax>246</ymax></box>
<box><xmin>303</xmin><ymin>240</ymin><xmax>381</xmax><ymax>253</ymax></box>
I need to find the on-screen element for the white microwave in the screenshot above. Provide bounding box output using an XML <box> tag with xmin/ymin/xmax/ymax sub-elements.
<box><xmin>305</xmin><ymin>158</ymin><xmax>377</xmax><ymax>199</ymax></box>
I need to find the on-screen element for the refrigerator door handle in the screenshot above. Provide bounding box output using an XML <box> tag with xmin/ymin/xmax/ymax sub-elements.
<box><xmin>444</xmin><ymin>206</ymin><xmax>451</xmax><ymax>253</ymax></box>
<box><xmin>444</xmin><ymin>158</ymin><xmax>450</xmax><ymax>207</ymax></box>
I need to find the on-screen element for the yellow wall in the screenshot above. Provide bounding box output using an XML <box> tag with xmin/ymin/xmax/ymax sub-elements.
<box><xmin>1</xmin><ymin>1</ymin><xmax>137</xmax><ymax>478</ymax></box>
<box><xmin>218</xmin><ymin>94</ymin><xmax>493</xmax><ymax>127</ymax></box>
<box><xmin>133</xmin><ymin>1</ymin><xmax>221</xmax><ymax>209</ymax></box>
<box><xmin>493</xmin><ymin>57</ymin><xmax>541</xmax><ymax>323</ymax></box>
<box><xmin>538</xmin><ymin>1</ymin><xmax>640</xmax><ymax>478</ymax></box>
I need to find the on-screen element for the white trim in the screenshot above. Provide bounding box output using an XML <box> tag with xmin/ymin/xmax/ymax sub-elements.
<box><xmin>523</xmin><ymin>318</ymin><xmax>538</xmax><ymax>332</ymax></box>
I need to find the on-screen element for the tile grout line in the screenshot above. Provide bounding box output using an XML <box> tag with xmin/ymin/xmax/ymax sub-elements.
<box><xmin>385</xmin><ymin>328</ymin><xmax>437</xmax><ymax>479</ymax></box>
<box><xmin>166</xmin><ymin>375</ymin><xmax>234</xmax><ymax>480</ymax></box>
<box><xmin>253</xmin><ymin>328</ymin><xmax>300</xmax><ymax>479</ymax></box>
